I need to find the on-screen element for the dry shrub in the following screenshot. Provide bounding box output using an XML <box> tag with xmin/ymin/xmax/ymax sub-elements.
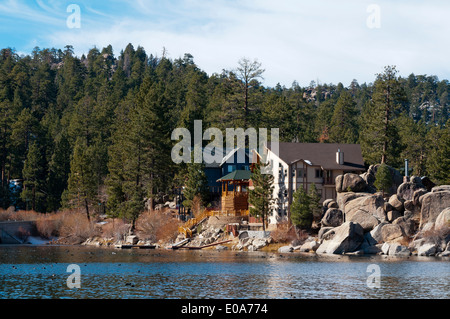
<box><xmin>191</xmin><ymin>195</ymin><xmax>203</xmax><ymax>217</ymax></box>
<box><xmin>101</xmin><ymin>219</ymin><xmax>131</xmax><ymax>241</ymax></box>
<box><xmin>58</xmin><ymin>210</ymin><xmax>98</xmax><ymax>243</ymax></box>
<box><xmin>35</xmin><ymin>210</ymin><xmax>98</xmax><ymax>244</ymax></box>
<box><xmin>270</xmin><ymin>222</ymin><xmax>302</xmax><ymax>244</ymax></box>
<box><xmin>0</xmin><ymin>208</ymin><xmax>40</xmax><ymax>222</ymax></box>
<box><xmin>136</xmin><ymin>209</ymin><xmax>181</xmax><ymax>243</ymax></box>
<box><xmin>36</xmin><ymin>213</ymin><xmax>61</xmax><ymax>239</ymax></box>
<box><xmin>417</xmin><ymin>226</ymin><xmax>450</xmax><ymax>245</ymax></box>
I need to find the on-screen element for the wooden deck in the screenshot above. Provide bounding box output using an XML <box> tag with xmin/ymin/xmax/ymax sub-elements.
<box><xmin>115</xmin><ymin>244</ymin><xmax>156</xmax><ymax>249</ymax></box>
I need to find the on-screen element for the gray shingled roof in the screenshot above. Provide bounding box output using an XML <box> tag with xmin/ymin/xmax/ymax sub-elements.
<box><xmin>267</xmin><ymin>142</ymin><xmax>365</xmax><ymax>171</ymax></box>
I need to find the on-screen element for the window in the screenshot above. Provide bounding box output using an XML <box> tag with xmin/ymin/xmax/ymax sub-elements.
<box><xmin>297</xmin><ymin>168</ymin><xmax>306</xmax><ymax>178</ymax></box>
<box><xmin>315</xmin><ymin>169</ymin><xmax>323</xmax><ymax>178</ymax></box>
<box><xmin>227</xmin><ymin>165</ymin><xmax>236</xmax><ymax>173</ymax></box>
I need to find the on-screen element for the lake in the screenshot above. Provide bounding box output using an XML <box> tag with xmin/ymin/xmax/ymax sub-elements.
<box><xmin>0</xmin><ymin>245</ymin><xmax>448</xmax><ymax>299</ymax></box>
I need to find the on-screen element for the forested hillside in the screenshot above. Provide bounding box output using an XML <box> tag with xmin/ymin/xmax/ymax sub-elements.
<box><xmin>0</xmin><ymin>44</ymin><xmax>448</xmax><ymax>216</ymax></box>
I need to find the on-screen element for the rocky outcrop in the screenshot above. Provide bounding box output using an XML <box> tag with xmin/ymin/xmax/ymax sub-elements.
<box><xmin>317</xmin><ymin>167</ymin><xmax>449</xmax><ymax>256</ymax></box>
<box><xmin>321</xmin><ymin>208</ymin><xmax>343</xmax><ymax>227</ymax></box>
<box><xmin>343</xmin><ymin>193</ymin><xmax>386</xmax><ymax>223</ymax></box>
<box><xmin>316</xmin><ymin>222</ymin><xmax>364</xmax><ymax>254</ymax></box>
<box><xmin>435</xmin><ymin>208</ymin><xmax>450</xmax><ymax>231</ymax></box>
<box><xmin>336</xmin><ymin>174</ymin><xmax>367</xmax><ymax>193</ymax></box>
<box><xmin>397</xmin><ymin>182</ymin><xmax>426</xmax><ymax>202</ymax></box>
<box><xmin>419</xmin><ymin>191</ymin><xmax>450</xmax><ymax>229</ymax></box>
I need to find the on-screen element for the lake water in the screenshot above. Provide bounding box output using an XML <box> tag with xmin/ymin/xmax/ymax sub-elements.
<box><xmin>0</xmin><ymin>245</ymin><xmax>448</xmax><ymax>299</ymax></box>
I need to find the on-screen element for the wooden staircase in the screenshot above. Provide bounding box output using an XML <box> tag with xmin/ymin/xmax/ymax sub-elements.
<box><xmin>178</xmin><ymin>209</ymin><xmax>214</xmax><ymax>238</ymax></box>
<box><xmin>178</xmin><ymin>209</ymin><xmax>250</xmax><ymax>238</ymax></box>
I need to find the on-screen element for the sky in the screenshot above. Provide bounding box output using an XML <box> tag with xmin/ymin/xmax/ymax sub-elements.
<box><xmin>0</xmin><ymin>0</ymin><xmax>449</xmax><ymax>87</ymax></box>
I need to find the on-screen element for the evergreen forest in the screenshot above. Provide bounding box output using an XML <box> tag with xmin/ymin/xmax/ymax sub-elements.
<box><xmin>0</xmin><ymin>44</ymin><xmax>449</xmax><ymax>217</ymax></box>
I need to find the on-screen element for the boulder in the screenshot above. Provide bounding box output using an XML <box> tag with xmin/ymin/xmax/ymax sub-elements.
<box><xmin>348</xmin><ymin>209</ymin><xmax>380</xmax><ymax>232</ymax></box>
<box><xmin>388</xmin><ymin>243</ymin><xmax>411</xmax><ymax>257</ymax></box>
<box><xmin>345</xmin><ymin>194</ymin><xmax>386</xmax><ymax>222</ymax></box>
<box><xmin>409</xmin><ymin>176</ymin><xmax>423</xmax><ymax>185</ymax></box>
<box><xmin>318</xmin><ymin>227</ymin><xmax>334</xmax><ymax>241</ymax></box>
<box><xmin>397</xmin><ymin>182</ymin><xmax>427</xmax><ymax>202</ymax></box>
<box><xmin>431</xmin><ymin>185</ymin><xmax>450</xmax><ymax>193</ymax></box>
<box><xmin>360</xmin><ymin>172</ymin><xmax>376</xmax><ymax>187</ymax></box>
<box><xmin>336</xmin><ymin>173</ymin><xmax>368</xmax><ymax>193</ymax></box>
<box><xmin>316</xmin><ymin>222</ymin><xmax>364</xmax><ymax>254</ymax></box>
<box><xmin>327</xmin><ymin>201</ymin><xmax>339</xmax><ymax>209</ymax></box>
<box><xmin>393</xmin><ymin>216</ymin><xmax>417</xmax><ymax>237</ymax></box>
<box><xmin>370</xmin><ymin>222</ymin><xmax>389</xmax><ymax>244</ymax></box>
<box><xmin>336</xmin><ymin>192</ymin><xmax>371</xmax><ymax>210</ymax></box>
<box><xmin>388</xmin><ymin>194</ymin><xmax>404</xmax><ymax>211</ymax></box>
<box><xmin>322</xmin><ymin>199</ymin><xmax>334</xmax><ymax>208</ymax></box>
<box><xmin>384</xmin><ymin>202</ymin><xmax>394</xmax><ymax>212</ymax></box>
<box><xmin>381</xmin><ymin>242</ymin><xmax>391</xmax><ymax>255</ymax></box>
<box><xmin>417</xmin><ymin>243</ymin><xmax>437</xmax><ymax>256</ymax></box>
<box><xmin>381</xmin><ymin>224</ymin><xmax>404</xmax><ymax>242</ymax></box>
<box><xmin>387</xmin><ymin>210</ymin><xmax>402</xmax><ymax>223</ymax></box>
<box><xmin>412</xmin><ymin>189</ymin><xmax>428</xmax><ymax>206</ymax></box>
<box><xmin>404</xmin><ymin>200</ymin><xmax>414</xmax><ymax>211</ymax></box>
<box><xmin>252</xmin><ymin>238</ymin><xmax>268</xmax><ymax>250</ymax></box>
<box><xmin>321</xmin><ymin>208</ymin><xmax>343</xmax><ymax>227</ymax></box>
<box><xmin>126</xmin><ymin>235</ymin><xmax>139</xmax><ymax>245</ymax></box>
<box><xmin>435</xmin><ymin>207</ymin><xmax>450</xmax><ymax>231</ymax></box>
<box><xmin>420</xmin><ymin>191</ymin><xmax>450</xmax><ymax>229</ymax></box>
<box><xmin>299</xmin><ymin>240</ymin><xmax>320</xmax><ymax>252</ymax></box>
<box><xmin>278</xmin><ymin>246</ymin><xmax>294</xmax><ymax>253</ymax></box>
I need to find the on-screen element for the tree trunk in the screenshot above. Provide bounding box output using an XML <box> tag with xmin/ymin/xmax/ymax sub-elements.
<box><xmin>84</xmin><ymin>197</ymin><xmax>90</xmax><ymax>222</ymax></box>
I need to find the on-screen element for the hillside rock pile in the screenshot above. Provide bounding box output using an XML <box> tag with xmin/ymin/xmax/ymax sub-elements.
<box><xmin>315</xmin><ymin>165</ymin><xmax>450</xmax><ymax>257</ymax></box>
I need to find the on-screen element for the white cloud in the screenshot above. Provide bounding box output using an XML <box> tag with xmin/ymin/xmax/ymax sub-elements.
<box><xmin>9</xmin><ymin>0</ymin><xmax>450</xmax><ymax>87</ymax></box>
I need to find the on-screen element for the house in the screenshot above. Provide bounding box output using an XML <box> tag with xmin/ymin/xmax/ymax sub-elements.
<box><xmin>217</xmin><ymin>170</ymin><xmax>251</xmax><ymax>215</ymax></box>
<box><xmin>258</xmin><ymin>142</ymin><xmax>365</xmax><ymax>226</ymax></box>
<box><xmin>204</xmin><ymin>148</ymin><xmax>251</xmax><ymax>198</ymax></box>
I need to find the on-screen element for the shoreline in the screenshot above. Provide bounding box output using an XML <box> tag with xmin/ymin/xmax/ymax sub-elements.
<box><xmin>5</xmin><ymin>236</ymin><xmax>450</xmax><ymax>261</ymax></box>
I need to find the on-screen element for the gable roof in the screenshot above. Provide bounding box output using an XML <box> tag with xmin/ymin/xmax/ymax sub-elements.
<box><xmin>217</xmin><ymin>170</ymin><xmax>252</xmax><ymax>182</ymax></box>
<box><xmin>203</xmin><ymin>147</ymin><xmax>250</xmax><ymax>168</ymax></box>
<box><xmin>267</xmin><ymin>142</ymin><xmax>365</xmax><ymax>171</ymax></box>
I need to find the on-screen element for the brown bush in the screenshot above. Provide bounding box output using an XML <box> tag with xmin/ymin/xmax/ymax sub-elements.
<box><xmin>35</xmin><ymin>213</ymin><xmax>62</xmax><ymax>239</ymax></box>
<box><xmin>101</xmin><ymin>219</ymin><xmax>130</xmax><ymax>241</ymax></box>
<box><xmin>58</xmin><ymin>210</ymin><xmax>98</xmax><ymax>243</ymax></box>
<box><xmin>35</xmin><ymin>210</ymin><xmax>98</xmax><ymax>244</ymax></box>
<box><xmin>0</xmin><ymin>208</ymin><xmax>40</xmax><ymax>222</ymax></box>
<box><xmin>270</xmin><ymin>222</ymin><xmax>298</xmax><ymax>243</ymax></box>
<box><xmin>270</xmin><ymin>222</ymin><xmax>309</xmax><ymax>245</ymax></box>
<box><xmin>136</xmin><ymin>209</ymin><xmax>181</xmax><ymax>243</ymax></box>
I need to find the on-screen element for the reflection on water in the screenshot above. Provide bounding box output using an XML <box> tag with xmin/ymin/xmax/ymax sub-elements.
<box><xmin>0</xmin><ymin>246</ymin><xmax>448</xmax><ymax>299</ymax></box>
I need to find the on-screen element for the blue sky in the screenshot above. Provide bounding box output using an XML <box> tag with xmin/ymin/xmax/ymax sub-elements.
<box><xmin>1</xmin><ymin>0</ymin><xmax>449</xmax><ymax>87</ymax></box>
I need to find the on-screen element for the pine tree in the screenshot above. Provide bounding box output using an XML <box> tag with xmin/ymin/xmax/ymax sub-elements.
<box><xmin>426</xmin><ymin>121</ymin><xmax>450</xmax><ymax>185</ymax></box>
<box><xmin>308</xmin><ymin>183</ymin><xmax>322</xmax><ymax>225</ymax></box>
<box><xmin>248</xmin><ymin>163</ymin><xmax>273</xmax><ymax>231</ymax></box>
<box><xmin>290</xmin><ymin>187</ymin><xmax>312</xmax><ymax>229</ymax></box>
<box><xmin>65</xmin><ymin>138</ymin><xmax>97</xmax><ymax>221</ymax></box>
<box><xmin>329</xmin><ymin>91</ymin><xmax>359</xmax><ymax>143</ymax></box>
<box><xmin>374</xmin><ymin>163</ymin><xmax>393</xmax><ymax>197</ymax></box>
<box><xmin>183</xmin><ymin>159</ymin><xmax>209</xmax><ymax>210</ymax></box>
<box><xmin>21</xmin><ymin>141</ymin><xmax>47</xmax><ymax>211</ymax></box>
<box><xmin>360</xmin><ymin>66</ymin><xmax>407</xmax><ymax>167</ymax></box>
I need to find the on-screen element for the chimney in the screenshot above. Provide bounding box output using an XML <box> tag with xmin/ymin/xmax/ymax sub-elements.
<box><xmin>336</xmin><ymin>149</ymin><xmax>344</xmax><ymax>165</ymax></box>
